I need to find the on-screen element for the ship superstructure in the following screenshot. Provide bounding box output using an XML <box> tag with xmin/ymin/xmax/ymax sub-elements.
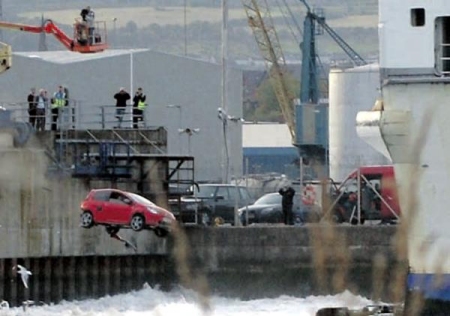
<box><xmin>357</xmin><ymin>1</ymin><xmax>450</xmax><ymax>314</ymax></box>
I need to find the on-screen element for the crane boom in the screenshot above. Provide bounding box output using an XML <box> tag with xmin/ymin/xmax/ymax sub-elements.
<box><xmin>298</xmin><ymin>0</ymin><xmax>367</xmax><ymax>67</ymax></box>
<box><xmin>0</xmin><ymin>19</ymin><xmax>108</xmax><ymax>53</ymax></box>
<box><xmin>242</xmin><ymin>0</ymin><xmax>296</xmax><ymax>143</ymax></box>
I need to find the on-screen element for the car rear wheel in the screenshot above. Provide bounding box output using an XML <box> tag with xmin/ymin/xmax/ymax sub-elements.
<box><xmin>154</xmin><ymin>228</ymin><xmax>169</xmax><ymax>238</ymax></box>
<box><xmin>80</xmin><ymin>211</ymin><xmax>94</xmax><ymax>228</ymax></box>
<box><xmin>130</xmin><ymin>214</ymin><xmax>145</xmax><ymax>231</ymax></box>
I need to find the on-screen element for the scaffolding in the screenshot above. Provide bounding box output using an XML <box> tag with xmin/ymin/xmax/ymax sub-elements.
<box><xmin>37</xmin><ymin>128</ymin><xmax>195</xmax><ymax>202</ymax></box>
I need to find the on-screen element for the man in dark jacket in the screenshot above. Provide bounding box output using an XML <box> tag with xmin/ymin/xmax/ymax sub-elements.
<box><xmin>27</xmin><ymin>88</ymin><xmax>37</xmax><ymax>128</ymax></box>
<box><xmin>113</xmin><ymin>87</ymin><xmax>130</xmax><ymax>128</ymax></box>
<box><xmin>279</xmin><ymin>186</ymin><xmax>296</xmax><ymax>225</ymax></box>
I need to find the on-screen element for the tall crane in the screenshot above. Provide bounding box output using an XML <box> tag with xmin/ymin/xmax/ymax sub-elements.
<box><xmin>243</xmin><ymin>0</ymin><xmax>367</xmax><ymax>180</ymax></box>
<box><xmin>299</xmin><ymin>0</ymin><xmax>367</xmax><ymax>104</ymax></box>
<box><xmin>242</xmin><ymin>0</ymin><xmax>296</xmax><ymax>143</ymax></box>
<box><xmin>0</xmin><ymin>18</ymin><xmax>108</xmax><ymax>53</ymax></box>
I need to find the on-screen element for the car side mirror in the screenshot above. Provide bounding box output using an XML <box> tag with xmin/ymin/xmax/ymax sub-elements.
<box><xmin>123</xmin><ymin>198</ymin><xmax>132</xmax><ymax>205</ymax></box>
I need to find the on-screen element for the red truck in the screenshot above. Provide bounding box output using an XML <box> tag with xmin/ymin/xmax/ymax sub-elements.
<box><xmin>331</xmin><ymin>165</ymin><xmax>400</xmax><ymax>224</ymax></box>
<box><xmin>303</xmin><ymin>165</ymin><xmax>401</xmax><ymax>224</ymax></box>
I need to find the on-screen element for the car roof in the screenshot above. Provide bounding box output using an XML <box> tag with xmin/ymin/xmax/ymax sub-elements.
<box><xmin>91</xmin><ymin>188</ymin><xmax>126</xmax><ymax>194</ymax></box>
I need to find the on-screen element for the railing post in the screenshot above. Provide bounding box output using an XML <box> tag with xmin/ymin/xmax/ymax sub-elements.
<box><xmin>101</xmin><ymin>106</ymin><xmax>105</xmax><ymax>129</ymax></box>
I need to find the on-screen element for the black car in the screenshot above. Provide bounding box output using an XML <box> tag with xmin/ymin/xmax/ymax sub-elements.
<box><xmin>169</xmin><ymin>184</ymin><xmax>254</xmax><ymax>225</ymax></box>
<box><xmin>238</xmin><ymin>192</ymin><xmax>322</xmax><ymax>226</ymax></box>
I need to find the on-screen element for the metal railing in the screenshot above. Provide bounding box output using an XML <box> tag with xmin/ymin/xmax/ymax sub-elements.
<box><xmin>0</xmin><ymin>101</ymin><xmax>148</xmax><ymax>131</ymax></box>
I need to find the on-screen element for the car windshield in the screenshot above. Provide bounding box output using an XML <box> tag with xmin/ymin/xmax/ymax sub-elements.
<box><xmin>128</xmin><ymin>193</ymin><xmax>155</xmax><ymax>206</ymax></box>
<box><xmin>254</xmin><ymin>194</ymin><xmax>282</xmax><ymax>205</ymax></box>
<box><xmin>192</xmin><ymin>185</ymin><xmax>217</xmax><ymax>198</ymax></box>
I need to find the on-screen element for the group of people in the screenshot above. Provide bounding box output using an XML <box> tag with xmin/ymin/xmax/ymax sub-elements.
<box><xmin>113</xmin><ymin>87</ymin><xmax>147</xmax><ymax>129</ymax></box>
<box><xmin>27</xmin><ymin>86</ymin><xmax>147</xmax><ymax>131</ymax></box>
<box><xmin>27</xmin><ymin>85</ymin><xmax>68</xmax><ymax>131</ymax></box>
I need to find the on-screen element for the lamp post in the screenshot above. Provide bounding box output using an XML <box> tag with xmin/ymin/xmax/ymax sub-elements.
<box><xmin>217</xmin><ymin>107</ymin><xmax>244</xmax><ymax>183</ymax></box>
<box><xmin>217</xmin><ymin>107</ymin><xmax>244</xmax><ymax>226</ymax></box>
<box><xmin>166</xmin><ymin>104</ymin><xmax>183</xmax><ymax>154</ymax></box>
<box><xmin>178</xmin><ymin>127</ymin><xmax>200</xmax><ymax>155</ymax></box>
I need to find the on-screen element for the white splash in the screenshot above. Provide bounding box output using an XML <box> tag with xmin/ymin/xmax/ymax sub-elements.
<box><xmin>0</xmin><ymin>285</ymin><xmax>373</xmax><ymax>316</ymax></box>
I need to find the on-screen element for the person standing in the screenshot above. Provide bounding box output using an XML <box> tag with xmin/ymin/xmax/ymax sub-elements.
<box><xmin>279</xmin><ymin>186</ymin><xmax>296</xmax><ymax>225</ymax></box>
<box><xmin>35</xmin><ymin>89</ymin><xmax>48</xmax><ymax>131</ymax></box>
<box><xmin>50</xmin><ymin>85</ymin><xmax>66</xmax><ymax>131</ymax></box>
<box><xmin>114</xmin><ymin>87</ymin><xmax>130</xmax><ymax>128</ymax></box>
<box><xmin>132</xmin><ymin>87</ymin><xmax>146</xmax><ymax>129</ymax></box>
<box><xmin>85</xmin><ymin>6</ymin><xmax>95</xmax><ymax>44</ymax></box>
<box><xmin>27</xmin><ymin>88</ymin><xmax>37</xmax><ymax>128</ymax></box>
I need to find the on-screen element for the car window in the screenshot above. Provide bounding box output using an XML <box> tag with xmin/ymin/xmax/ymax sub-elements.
<box><xmin>239</xmin><ymin>187</ymin><xmax>252</xmax><ymax>202</ymax></box>
<box><xmin>255</xmin><ymin>194</ymin><xmax>282</xmax><ymax>205</ymax></box>
<box><xmin>93</xmin><ymin>190</ymin><xmax>110</xmax><ymax>201</ymax></box>
<box><xmin>216</xmin><ymin>187</ymin><xmax>230</xmax><ymax>200</ymax></box>
<box><xmin>128</xmin><ymin>193</ymin><xmax>155</xmax><ymax>206</ymax></box>
<box><xmin>228</xmin><ymin>187</ymin><xmax>239</xmax><ymax>202</ymax></box>
<box><xmin>109</xmin><ymin>191</ymin><xmax>129</xmax><ymax>205</ymax></box>
<box><xmin>195</xmin><ymin>186</ymin><xmax>216</xmax><ymax>198</ymax></box>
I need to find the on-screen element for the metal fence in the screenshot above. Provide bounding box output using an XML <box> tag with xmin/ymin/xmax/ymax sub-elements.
<box><xmin>1</xmin><ymin>100</ymin><xmax>148</xmax><ymax>130</ymax></box>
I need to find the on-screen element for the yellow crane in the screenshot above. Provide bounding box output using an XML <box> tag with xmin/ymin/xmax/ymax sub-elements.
<box><xmin>242</xmin><ymin>0</ymin><xmax>296</xmax><ymax>143</ymax></box>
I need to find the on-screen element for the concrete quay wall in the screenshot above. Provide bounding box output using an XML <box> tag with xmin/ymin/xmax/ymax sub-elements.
<box><xmin>180</xmin><ymin>225</ymin><xmax>403</xmax><ymax>301</ymax></box>
<box><xmin>183</xmin><ymin>225</ymin><xmax>399</xmax><ymax>272</ymax></box>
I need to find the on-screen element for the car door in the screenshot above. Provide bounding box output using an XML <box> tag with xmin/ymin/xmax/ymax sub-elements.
<box><xmin>214</xmin><ymin>186</ymin><xmax>233</xmax><ymax>222</ymax></box>
<box><xmin>90</xmin><ymin>190</ymin><xmax>111</xmax><ymax>223</ymax></box>
<box><xmin>103</xmin><ymin>191</ymin><xmax>133</xmax><ymax>224</ymax></box>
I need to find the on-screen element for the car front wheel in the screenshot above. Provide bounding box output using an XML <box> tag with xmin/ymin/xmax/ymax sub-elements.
<box><xmin>80</xmin><ymin>211</ymin><xmax>94</xmax><ymax>228</ymax></box>
<box><xmin>130</xmin><ymin>214</ymin><xmax>145</xmax><ymax>231</ymax></box>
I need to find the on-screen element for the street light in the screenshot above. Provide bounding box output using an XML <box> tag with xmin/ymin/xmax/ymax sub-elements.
<box><xmin>217</xmin><ymin>107</ymin><xmax>244</xmax><ymax>184</ymax></box>
<box><xmin>178</xmin><ymin>127</ymin><xmax>200</xmax><ymax>155</ymax></box>
<box><xmin>218</xmin><ymin>107</ymin><xmax>244</xmax><ymax>227</ymax></box>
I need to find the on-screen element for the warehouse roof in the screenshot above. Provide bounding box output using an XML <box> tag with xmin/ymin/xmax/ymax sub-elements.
<box><xmin>13</xmin><ymin>48</ymin><xmax>149</xmax><ymax>64</ymax></box>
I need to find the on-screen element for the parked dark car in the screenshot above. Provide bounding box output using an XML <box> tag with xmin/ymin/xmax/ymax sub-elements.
<box><xmin>238</xmin><ymin>192</ymin><xmax>322</xmax><ymax>226</ymax></box>
<box><xmin>169</xmin><ymin>184</ymin><xmax>254</xmax><ymax>225</ymax></box>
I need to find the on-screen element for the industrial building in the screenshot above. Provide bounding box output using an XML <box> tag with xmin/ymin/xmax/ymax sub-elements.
<box><xmin>328</xmin><ymin>64</ymin><xmax>390</xmax><ymax>181</ymax></box>
<box><xmin>0</xmin><ymin>49</ymin><xmax>243</xmax><ymax>182</ymax></box>
<box><xmin>242</xmin><ymin>123</ymin><xmax>298</xmax><ymax>178</ymax></box>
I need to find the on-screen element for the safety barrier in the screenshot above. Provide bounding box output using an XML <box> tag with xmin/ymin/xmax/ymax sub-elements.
<box><xmin>0</xmin><ymin>101</ymin><xmax>148</xmax><ymax>131</ymax></box>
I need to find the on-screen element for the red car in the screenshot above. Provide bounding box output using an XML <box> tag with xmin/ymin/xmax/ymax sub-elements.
<box><xmin>80</xmin><ymin>189</ymin><xmax>175</xmax><ymax>237</ymax></box>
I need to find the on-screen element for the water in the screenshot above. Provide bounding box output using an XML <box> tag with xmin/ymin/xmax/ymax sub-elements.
<box><xmin>0</xmin><ymin>284</ymin><xmax>374</xmax><ymax>316</ymax></box>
